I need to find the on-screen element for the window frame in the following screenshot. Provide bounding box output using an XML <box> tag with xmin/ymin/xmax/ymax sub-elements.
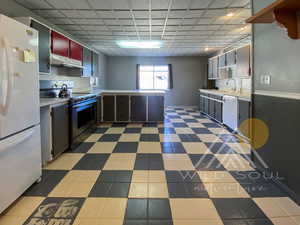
<box><xmin>137</xmin><ymin>64</ymin><xmax>172</xmax><ymax>90</ymax></box>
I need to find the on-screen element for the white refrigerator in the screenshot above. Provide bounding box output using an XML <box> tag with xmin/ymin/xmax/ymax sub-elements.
<box><xmin>0</xmin><ymin>15</ymin><xmax>42</xmax><ymax>213</ymax></box>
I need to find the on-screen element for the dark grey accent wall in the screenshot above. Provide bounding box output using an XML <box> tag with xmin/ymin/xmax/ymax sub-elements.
<box><xmin>253</xmin><ymin>0</ymin><xmax>300</xmax><ymax>93</ymax></box>
<box><xmin>106</xmin><ymin>56</ymin><xmax>208</xmax><ymax>106</ymax></box>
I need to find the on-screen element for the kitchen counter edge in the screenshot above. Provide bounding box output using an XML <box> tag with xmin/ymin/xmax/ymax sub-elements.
<box><xmin>199</xmin><ymin>89</ymin><xmax>251</xmax><ymax>102</ymax></box>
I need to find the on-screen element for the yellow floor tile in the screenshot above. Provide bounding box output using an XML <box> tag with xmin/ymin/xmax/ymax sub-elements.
<box><xmin>141</xmin><ymin>128</ymin><xmax>159</xmax><ymax>134</ymax></box>
<box><xmin>197</xmin><ymin>171</ymin><xmax>237</xmax><ymax>183</ymax></box>
<box><xmin>119</xmin><ymin>134</ymin><xmax>140</xmax><ymax>142</ymax></box>
<box><xmin>170</xmin><ymin>199</ymin><xmax>220</xmax><ymax>220</ymax></box>
<box><xmin>183</xmin><ymin>143</ymin><xmax>211</xmax><ymax>154</ymax></box>
<box><xmin>48</xmin><ymin>180</ymin><xmax>95</xmax><ymax>198</ymax></box>
<box><xmin>227</xmin><ymin>143</ymin><xmax>252</xmax><ymax>154</ymax></box>
<box><xmin>208</xmin><ymin>128</ymin><xmax>231</xmax><ymax>134</ymax></box>
<box><xmin>126</xmin><ymin>123</ymin><xmax>143</xmax><ymax>128</ymax></box>
<box><xmin>203</xmin><ymin>182</ymin><xmax>250</xmax><ymax>198</ymax></box>
<box><xmin>173</xmin><ymin>219</ymin><xmax>224</xmax><ymax>225</ymax></box>
<box><xmin>254</xmin><ymin>197</ymin><xmax>300</xmax><ymax>218</ymax></box>
<box><xmin>103</xmin><ymin>153</ymin><xmax>136</xmax><ymax>170</ymax></box>
<box><xmin>85</xmin><ymin>134</ymin><xmax>102</xmax><ymax>142</ymax></box>
<box><xmin>215</xmin><ymin>154</ymin><xmax>254</xmax><ymax>171</ymax></box>
<box><xmin>73</xmin><ymin>218</ymin><xmax>123</xmax><ymax>225</ymax></box>
<box><xmin>88</xmin><ymin>142</ymin><xmax>116</xmax><ymax>153</ymax></box>
<box><xmin>77</xmin><ymin>198</ymin><xmax>127</xmax><ymax>219</ymax></box>
<box><xmin>271</xmin><ymin>217</ymin><xmax>300</xmax><ymax>225</ymax></box>
<box><xmin>45</xmin><ymin>153</ymin><xmax>84</xmax><ymax>170</ymax></box>
<box><xmin>163</xmin><ymin>154</ymin><xmax>195</xmax><ymax>170</ymax></box>
<box><xmin>105</xmin><ymin>128</ymin><xmax>125</xmax><ymax>134</ymax></box>
<box><xmin>175</xmin><ymin>128</ymin><xmax>194</xmax><ymax>134</ymax></box>
<box><xmin>137</xmin><ymin>142</ymin><xmax>161</xmax><ymax>153</ymax></box>
<box><xmin>0</xmin><ymin>216</ymin><xmax>28</xmax><ymax>225</ymax></box>
<box><xmin>187</xmin><ymin>123</ymin><xmax>205</xmax><ymax>128</ymax></box>
<box><xmin>148</xmin><ymin>183</ymin><xmax>169</xmax><ymax>198</ymax></box>
<box><xmin>160</xmin><ymin>134</ymin><xmax>181</xmax><ymax>142</ymax></box>
<box><xmin>148</xmin><ymin>171</ymin><xmax>167</xmax><ymax>183</ymax></box>
<box><xmin>132</xmin><ymin>170</ymin><xmax>148</xmax><ymax>183</ymax></box>
<box><xmin>128</xmin><ymin>183</ymin><xmax>148</xmax><ymax>198</ymax></box>
<box><xmin>3</xmin><ymin>197</ymin><xmax>44</xmax><ymax>217</ymax></box>
<box><xmin>62</xmin><ymin>170</ymin><xmax>101</xmax><ymax>183</ymax></box>
<box><xmin>98</xmin><ymin>123</ymin><xmax>112</xmax><ymax>128</ymax></box>
<box><xmin>197</xmin><ymin>134</ymin><xmax>222</xmax><ymax>142</ymax></box>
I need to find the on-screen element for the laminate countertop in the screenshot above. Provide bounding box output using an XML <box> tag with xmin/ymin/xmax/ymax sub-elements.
<box><xmin>199</xmin><ymin>89</ymin><xmax>251</xmax><ymax>102</ymax></box>
<box><xmin>75</xmin><ymin>89</ymin><xmax>166</xmax><ymax>96</ymax></box>
<box><xmin>40</xmin><ymin>98</ymin><xmax>70</xmax><ymax>107</ymax></box>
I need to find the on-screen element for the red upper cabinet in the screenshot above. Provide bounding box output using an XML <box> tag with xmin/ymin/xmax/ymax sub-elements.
<box><xmin>69</xmin><ymin>40</ymin><xmax>83</xmax><ymax>61</ymax></box>
<box><xmin>51</xmin><ymin>31</ymin><xmax>69</xmax><ymax>57</ymax></box>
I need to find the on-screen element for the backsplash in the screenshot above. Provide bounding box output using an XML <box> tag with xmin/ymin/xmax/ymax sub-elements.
<box><xmin>39</xmin><ymin>66</ymin><xmax>91</xmax><ymax>92</ymax></box>
<box><xmin>216</xmin><ymin>77</ymin><xmax>252</xmax><ymax>93</ymax></box>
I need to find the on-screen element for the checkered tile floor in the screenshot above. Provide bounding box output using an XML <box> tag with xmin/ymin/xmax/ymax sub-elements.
<box><xmin>1</xmin><ymin>107</ymin><xmax>300</xmax><ymax>225</ymax></box>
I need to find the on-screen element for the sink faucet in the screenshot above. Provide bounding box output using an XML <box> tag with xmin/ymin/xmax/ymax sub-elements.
<box><xmin>226</xmin><ymin>78</ymin><xmax>237</xmax><ymax>92</ymax></box>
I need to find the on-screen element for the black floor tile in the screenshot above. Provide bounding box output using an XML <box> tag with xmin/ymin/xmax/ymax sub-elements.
<box><xmin>161</xmin><ymin>142</ymin><xmax>186</xmax><ymax>153</ymax></box>
<box><xmin>213</xmin><ymin>198</ymin><xmax>268</xmax><ymax>220</ymax></box>
<box><xmin>134</xmin><ymin>154</ymin><xmax>164</xmax><ymax>170</ymax></box>
<box><xmin>98</xmin><ymin>134</ymin><xmax>121</xmax><ymax>142</ymax></box>
<box><xmin>205</xmin><ymin>142</ymin><xmax>236</xmax><ymax>154</ymax></box>
<box><xmin>168</xmin><ymin>115</ymin><xmax>181</xmax><ymax>119</ymax></box>
<box><xmin>240</xmin><ymin>182</ymin><xmax>287</xmax><ymax>198</ymax></box>
<box><xmin>113</xmin><ymin>142</ymin><xmax>139</xmax><ymax>153</ymax></box>
<box><xmin>97</xmin><ymin>171</ymin><xmax>132</xmax><ymax>183</ymax></box>
<box><xmin>148</xmin><ymin>199</ymin><xmax>172</xmax><ymax>219</ymax></box>
<box><xmin>72</xmin><ymin>154</ymin><xmax>109</xmax><ymax>170</ymax></box>
<box><xmin>73</xmin><ymin>142</ymin><xmax>94</xmax><ymax>153</ymax></box>
<box><xmin>94</xmin><ymin>127</ymin><xmax>108</xmax><ymax>133</ymax></box>
<box><xmin>222</xmin><ymin>219</ymin><xmax>249</xmax><ymax>225</ymax></box>
<box><xmin>24</xmin><ymin>170</ymin><xmax>67</xmax><ymax>196</ymax></box>
<box><xmin>167</xmin><ymin>182</ymin><xmax>209</xmax><ymax>198</ymax></box>
<box><xmin>230</xmin><ymin>171</ymin><xmax>273</xmax><ymax>184</ymax></box>
<box><xmin>124</xmin><ymin>128</ymin><xmax>142</xmax><ymax>133</ymax></box>
<box><xmin>178</xmin><ymin>134</ymin><xmax>201</xmax><ymax>142</ymax></box>
<box><xmin>140</xmin><ymin>134</ymin><xmax>160</xmax><ymax>142</ymax></box>
<box><xmin>158</xmin><ymin>128</ymin><xmax>176</xmax><ymax>134</ymax></box>
<box><xmin>183</xmin><ymin>119</ymin><xmax>198</xmax><ymax>123</ymax></box>
<box><xmin>89</xmin><ymin>182</ymin><xmax>130</xmax><ymax>197</ymax></box>
<box><xmin>125</xmin><ymin>199</ymin><xmax>148</xmax><ymax>219</ymax></box>
<box><xmin>246</xmin><ymin>218</ymin><xmax>274</xmax><ymax>225</ymax></box>
<box><xmin>143</xmin><ymin>123</ymin><xmax>158</xmax><ymax>127</ymax></box>
<box><xmin>191</xmin><ymin>128</ymin><xmax>213</xmax><ymax>134</ymax></box>
<box><xmin>172</xmin><ymin>123</ymin><xmax>188</xmax><ymax>128</ymax></box>
<box><xmin>189</xmin><ymin>154</ymin><xmax>226</xmax><ymax>171</ymax></box>
<box><xmin>112</xmin><ymin>123</ymin><xmax>128</xmax><ymax>127</ymax></box>
<box><xmin>203</xmin><ymin>123</ymin><xmax>221</xmax><ymax>128</ymax></box>
<box><xmin>166</xmin><ymin>171</ymin><xmax>201</xmax><ymax>183</ymax></box>
<box><xmin>148</xmin><ymin>220</ymin><xmax>173</xmax><ymax>225</ymax></box>
<box><xmin>193</xmin><ymin>115</ymin><xmax>206</xmax><ymax>119</ymax></box>
<box><xmin>123</xmin><ymin>220</ymin><xmax>148</xmax><ymax>225</ymax></box>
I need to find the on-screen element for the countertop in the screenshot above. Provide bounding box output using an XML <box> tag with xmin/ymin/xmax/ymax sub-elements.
<box><xmin>40</xmin><ymin>98</ymin><xmax>70</xmax><ymax>107</ymax></box>
<box><xmin>199</xmin><ymin>89</ymin><xmax>251</xmax><ymax>102</ymax></box>
<box><xmin>74</xmin><ymin>89</ymin><xmax>166</xmax><ymax>96</ymax></box>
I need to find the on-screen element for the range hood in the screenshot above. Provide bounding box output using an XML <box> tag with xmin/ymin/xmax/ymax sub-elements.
<box><xmin>51</xmin><ymin>54</ymin><xmax>83</xmax><ymax>69</ymax></box>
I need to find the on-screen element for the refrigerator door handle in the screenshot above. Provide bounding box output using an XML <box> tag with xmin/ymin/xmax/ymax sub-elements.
<box><xmin>0</xmin><ymin>37</ymin><xmax>13</xmax><ymax>116</ymax></box>
<box><xmin>0</xmin><ymin>128</ymin><xmax>34</xmax><ymax>153</ymax></box>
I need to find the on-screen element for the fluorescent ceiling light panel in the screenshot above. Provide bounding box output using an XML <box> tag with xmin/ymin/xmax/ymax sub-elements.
<box><xmin>117</xmin><ymin>40</ymin><xmax>162</xmax><ymax>48</ymax></box>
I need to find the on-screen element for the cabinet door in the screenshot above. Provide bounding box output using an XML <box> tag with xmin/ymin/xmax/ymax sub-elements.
<box><xmin>238</xmin><ymin>99</ymin><xmax>251</xmax><ymax>137</ymax></box>
<box><xmin>236</xmin><ymin>45</ymin><xmax>251</xmax><ymax>77</ymax></box>
<box><xmin>52</xmin><ymin>104</ymin><xmax>69</xmax><ymax>157</ymax></box>
<box><xmin>31</xmin><ymin>20</ymin><xmax>50</xmax><ymax>74</ymax></box>
<box><xmin>219</xmin><ymin>54</ymin><xmax>226</xmax><ymax>67</ymax></box>
<box><xmin>212</xmin><ymin>57</ymin><xmax>219</xmax><ymax>79</ymax></box>
<box><xmin>116</xmin><ymin>96</ymin><xmax>130</xmax><ymax>122</ymax></box>
<box><xmin>92</xmin><ymin>52</ymin><xmax>99</xmax><ymax>76</ymax></box>
<box><xmin>215</xmin><ymin>101</ymin><xmax>223</xmax><ymax>122</ymax></box>
<box><xmin>208</xmin><ymin>59</ymin><xmax>213</xmax><ymax>80</ymax></box>
<box><xmin>51</xmin><ymin>31</ymin><xmax>69</xmax><ymax>57</ymax></box>
<box><xmin>103</xmin><ymin>96</ymin><xmax>115</xmax><ymax>121</ymax></box>
<box><xmin>69</xmin><ymin>40</ymin><xmax>83</xmax><ymax>61</ymax></box>
<box><xmin>226</xmin><ymin>50</ymin><xmax>236</xmax><ymax>66</ymax></box>
<box><xmin>209</xmin><ymin>97</ymin><xmax>215</xmax><ymax>118</ymax></box>
<box><xmin>131</xmin><ymin>96</ymin><xmax>147</xmax><ymax>121</ymax></box>
<box><xmin>148</xmin><ymin>96</ymin><xmax>164</xmax><ymax>122</ymax></box>
<box><xmin>199</xmin><ymin>95</ymin><xmax>204</xmax><ymax>112</ymax></box>
<box><xmin>203</xmin><ymin>95</ymin><xmax>209</xmax><ymax>114</ymax></box>
<box><xmin>82</xmin><ymin>47</ymin><xmax>93</xmax><ymax>77</ymax></box>
<box><xmin>97</xmin><ymin>96</ymin><xmax>102</xmax><ymax>123</ymax></box>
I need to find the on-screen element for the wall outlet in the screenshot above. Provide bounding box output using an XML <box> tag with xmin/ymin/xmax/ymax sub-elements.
<box><xmin>260</xmin><ymin>75</ymin><xmax>271</xmax><ymax>85</ymax></box>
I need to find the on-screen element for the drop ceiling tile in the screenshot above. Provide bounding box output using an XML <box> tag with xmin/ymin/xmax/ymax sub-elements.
<box><xmin>16</xmin><ymin>0</ymin><xmax>52</xmax><ymax>9</ymax></box>
<box><xmin>189</xmin><ymin>0</ymin><xmax>211</xmax><ymax>9</ymax></box>
<box><xmin>36</xmin><ymin>10</ymin><xmax>64</xmax><ymax>17</ymax></box>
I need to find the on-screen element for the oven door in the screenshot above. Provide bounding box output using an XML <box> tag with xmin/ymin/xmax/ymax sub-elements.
<box><xmin>71</xmin><ymin>99</ymin><xmax>97</xmax><ymax>140</ymax></box>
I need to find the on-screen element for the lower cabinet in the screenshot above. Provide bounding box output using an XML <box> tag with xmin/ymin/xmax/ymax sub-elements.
<box><xmin>238</xmin><ymin>99</ymin><xmax>251</xmax><ymax>138</ymax></box>
<box><xmin>148</xmin><ymin>96</ymin><xmax>164</xmax><ymax>121</ymax></box>
<box><xmin>103</xmin><ymin>95</ymin><xmax>115</xmax><ymax>121</ymax></box>
<box><xmin>200</xmin><ymin>92</ymin><xmax>223</xmax><ymax>123</ymax></box>
<box><xmin>131</xmin><ymin>96</ymin><xmax>147</xmax><ymax>121</ymax></box>
<box><xmin>116</xmin><ymin>95</ymin><xmax>130</xmax><ymax>121</ymax></box>
<box><xmin>97</xmin><ymin>96</ymin><xmax>102</xmax><ymax>124</ymax></box>
<box><xmin>215</xmin><ymin>101</ymin><xmax>223</xmax><ymax>122</ymax></box>
<box><xmin>51</xmin><ymin>103</ymin><xmax>69</xmax><ymax>158</ymax></box>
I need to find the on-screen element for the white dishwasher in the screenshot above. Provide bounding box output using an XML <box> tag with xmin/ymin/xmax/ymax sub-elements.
<box><xmin>222</xmin><ymin>95</ymin><xmax>238</xmax><ymax>131</ymax></box>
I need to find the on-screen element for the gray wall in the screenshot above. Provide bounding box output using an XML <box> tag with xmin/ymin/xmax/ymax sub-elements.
<box><xmin>106</xmin><ymin>56</ymin><xmax>208</xmax><ymax>106</ymax></box>
<box><xmin>0</xmin><ymin>0</ymin><xmax>107</xmax><ymax>89</ymax></box>
<box><xmin>253</xmin><ymin>0</ymin><xmax>300</xmax><ymax>93</ymax></box>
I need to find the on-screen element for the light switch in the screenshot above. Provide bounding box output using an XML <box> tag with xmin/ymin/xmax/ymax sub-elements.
<box><xmin>265</xmin><ymin>75</ymin><xmax>271</xmax><ymax>85</ymax></box>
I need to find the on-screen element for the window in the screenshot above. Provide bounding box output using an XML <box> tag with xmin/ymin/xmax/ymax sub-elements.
<box><xmin>137</xmin><ymin>64</ymin><xmax>172</xmax><ymax>90</ymax></box>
